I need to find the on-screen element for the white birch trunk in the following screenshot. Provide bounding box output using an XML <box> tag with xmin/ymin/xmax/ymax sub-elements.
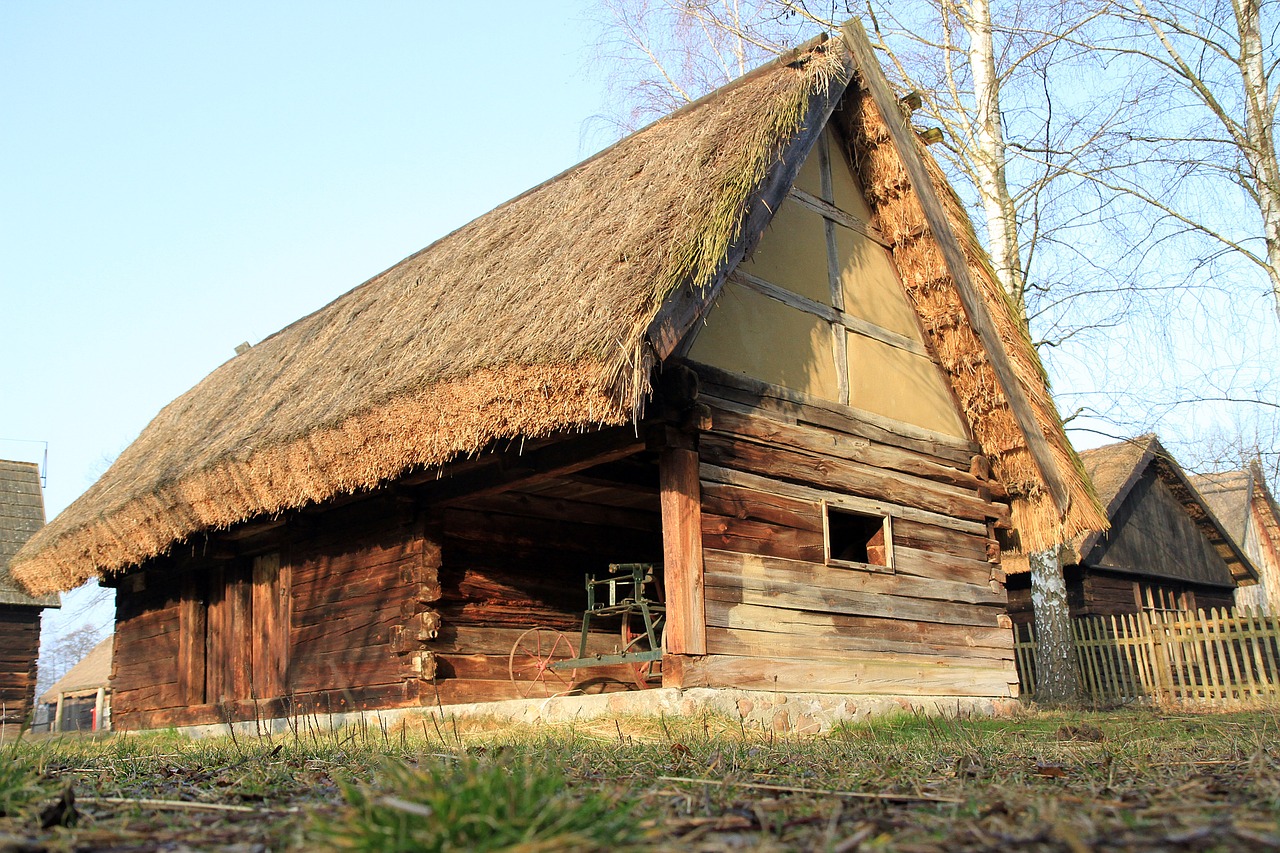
<box><xmin>963</xmin><ymin>0</ymin><xmax>1027</xmax><ymax>313</ymax></box>
<box><xmin>963</xmin><ymin>0</ymin><xmax>1078</xmax><ymax>699</ymax></box>
<box><xmin>1234</xmin><ymin>0</ymin><xmax>1280</xmax><ymax>320</ymax></box>
<box><xmin>1029</xmin><ymin>548</ymin><xmax>1081</xmax><ymax>703</ymax></box>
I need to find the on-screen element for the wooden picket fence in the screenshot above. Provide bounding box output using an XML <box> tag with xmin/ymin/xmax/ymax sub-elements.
<box><xmin>1014</xmin><ymin>608</ymin><xmax>1280</xmax><ymax>705</ymax></box>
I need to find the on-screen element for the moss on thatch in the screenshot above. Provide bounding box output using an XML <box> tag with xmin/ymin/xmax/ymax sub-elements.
<box><xmin>13</xmin><ymin>40</ymin><xmax>850</xmax><ymax>595</ymax></box>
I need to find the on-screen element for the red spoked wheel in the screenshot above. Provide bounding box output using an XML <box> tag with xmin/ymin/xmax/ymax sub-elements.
<box><xmin>508</xmin><ymin>627</ymin><xmax>577</xmax><ymax>697</ymax></box>
<box><xmin>619</xmin><ymin>612</ymin><xmax>665</xmax><ymax>690</ymax></box>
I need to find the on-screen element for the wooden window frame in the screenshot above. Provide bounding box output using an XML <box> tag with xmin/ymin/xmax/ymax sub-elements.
<box><xmin>823</xmin><ymin>501</ymin><xmax>895</xmax><ymax>573</ymax></box>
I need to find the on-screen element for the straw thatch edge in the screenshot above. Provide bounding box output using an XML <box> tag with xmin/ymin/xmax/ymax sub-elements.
<box><xmin>14</xmin><ymin>364</ymin><xmax>626</xmax><ymax>595</ymax></box>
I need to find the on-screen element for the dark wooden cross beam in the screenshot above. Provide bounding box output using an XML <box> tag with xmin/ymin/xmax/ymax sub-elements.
<box><xmin>409</xmin><ymin>426</ymin><xmax>648</xmax><ymax>508</ymax></box>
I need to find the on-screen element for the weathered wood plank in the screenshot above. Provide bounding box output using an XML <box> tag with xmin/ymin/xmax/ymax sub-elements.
<box><xmin>706</xmin><ymin>402</ymin><xmax>992</xmax><ymax>493</ymax></box>
<box><xmin>706</xmin><ymin>625</ymin><xmax>1014</xmax><ymax>664</ymax></box>
<box><xmin>703</xmin><ymin>568</ymin><xmax>1004</xmax><ymax>627</ymax></box>
<box><xmin>228</xmin><ymin>566</ymin><xmax>252</xmax><ymax>701</ymax></box>
<box><xmin>703</xmin><ymin>549</ymin><xmax>1003</xmax><ymax>607</ymax></box>
<box><xmin>252</xmin><ymin>553</ymin><xmax>288</xmax><ymax>700</ymax></box>
<box><xmin>702</xmin><ymin>513</ymin><xmax>825</xmax><ymax>562</ymax></box>
<box><xmin>177</xmin><ymin>576</ymin><xmax>205</xmax><ymax>706</ymax></box>
<box><xmin>677</xmin><ymin>653</ymin><xmax>1017</xmax><ymax>696</ymax></box>
<box><xmin>704</xmin><ymin>597</ymin><xmax>1013</xmax><ymax>650</ymax></box>
<box><xmin>702</xmin><ymin>481</ymin><xmax>823</xmax><ymax>532</ymax></box>
<box><xmin>445</xmin><ymin>508</ymin><xmax>659</xmax><ymax>556</ymax></box>
<box><xmin>891</xmin><ymin>546</ymin><xmax>1001</xmax><ymax>587</ymax></box>
<box><xmin>700</xmin><ymin>463</ymin><xmax>988</xmax><ymax>535</ymax></box>
<box><xmin>451</xmin><ymin>490</ymin><xmax>661</xmax><ymax>533</ymax></box>
<box><xmin>700</xmin><ymin>433</ymin><xmax>1007</xmax><ymax>525</ymax></box>
<box><xmin>691</xmin><ymin>361</ymin><xmax>978</xmax><ymax>462</ymax></box>
<box><xmin>2</xmin><ymin>609</ymin><xmax>54</xmax><ymax>722</ymax></box>
<box><xmin>892</xmin><ymin>518</ymin><xmax>992</xmax><ymax>561</ymax></box>
<box><xmin>291</xmin><ymin>608</ymin><xmax>402</xmax><ymax>652</ymax></box>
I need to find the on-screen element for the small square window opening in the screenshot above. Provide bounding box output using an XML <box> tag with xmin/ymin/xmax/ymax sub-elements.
<box><xmin>825</xmin><ymin>504</ymin><xmax>892</xmax><ymax>570</ymax></box>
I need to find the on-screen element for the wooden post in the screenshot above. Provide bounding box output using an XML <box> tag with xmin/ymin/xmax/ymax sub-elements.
<box><xmin>178</xmin><ymin>573</ymin><xmax>207</xmax><ymax>705</ymax></box>
<box><xmin>53</xmin><ymin>694</ymin><xmax>64</xmax><ymax>733</ymax></box>
<box><xmin>229</xmin><ymin>565</ymin><xmax>253</xmax><ymax>700</ymax></box>
<box><xmin>660</xmin><ymin>445</ymin><xmax>706</xmax><ymax>657</ymax></box>
<box><xmin>251</xmin><ymin>553</ymin><xmax>289</xmax><ymax>700</ymax></box>
<box><xmin>93</xmin><ymin>687</ymin><xmax>106</xmax><ymax>732</ymax></box>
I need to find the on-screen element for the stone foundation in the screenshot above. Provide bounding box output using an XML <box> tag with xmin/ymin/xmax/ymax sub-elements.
<box><xmin>167</xmin><ymin>688</ymin><xmax>1023</xmax><ymax>739</ymax></box>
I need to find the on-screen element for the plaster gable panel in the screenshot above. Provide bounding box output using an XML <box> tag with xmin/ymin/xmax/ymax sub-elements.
<box><xmin>686</xmin><ymin>282</ymin><xmax>840</xmax><ymax>400</ymax></box>
<box><xmin>845</xmin><ymin>332</ymin><xmax>967</xmax><ymax>437</ymax></box>
<box><xmin>827</xmin><ymin>128</ymin><xmax>874</xmax><ymax>225</ymax></box>
<box><xmin>793</xmin><ymin>140</ymin><xmax>825</xmax><ymax>198</ymax></box>
<box><xmin>834</xmin><ymin>226</ymin><xmax>926</xmax><ymax>341</ymax></box>
<box><xmin>738</xmin><ymin>199</ymin><xmax>830</xmax><ymax>303</ymax></box>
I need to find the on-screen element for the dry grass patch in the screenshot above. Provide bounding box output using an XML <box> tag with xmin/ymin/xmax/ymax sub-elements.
<box><xmin>0</xmin><ymin>708</ymin><xmax>1277</xmax><ymax>850</ymax></box>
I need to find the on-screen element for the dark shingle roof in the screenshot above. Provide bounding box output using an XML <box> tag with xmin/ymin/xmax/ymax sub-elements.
<box><xmin>0</xmin><ymin>460</ymin><xmax>58</xmax><ymax>607</ymax></box>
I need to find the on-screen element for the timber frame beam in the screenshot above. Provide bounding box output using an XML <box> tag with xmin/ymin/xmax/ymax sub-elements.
<box><xmin>660</xmin><ymin>443</ymin><xmax>707</xmax><ymax>657</ymax></box>
<box><xmin>408</xmin><ymin>426</ymin><xmax>648</xmax><ymax>508</ymax></box>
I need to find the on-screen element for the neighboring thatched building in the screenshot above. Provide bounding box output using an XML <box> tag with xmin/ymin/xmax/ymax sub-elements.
<box><xmin>1192</xmin><ymin>464</ymin><xmax>1280</xmax><ymax>614</ymax></box>
<box><xmin>0</xmin><ymin>460</ymin><xmax>59</xmax><ymax>725</ymax></box>
<box><xmin>1007</xmin><ymin>436</ymin><xmax>1256</xmax><ymax>623</ymax></box>
<box><xmin>38</xmin><ymin>635</ymin><xmax>112</xmax><ymax>732</ymax></box>
<box><xmin>12</xmin><ymin>23</ymin><xmax>1105</xmax><ymax>731</ymax></box>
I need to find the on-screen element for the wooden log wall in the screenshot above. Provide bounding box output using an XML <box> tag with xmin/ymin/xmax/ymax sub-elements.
<box><xmin>111</xmin><ymin>571</ymin><xmax>180</xmax><ymax>728</ymax></box>
<box><xmin>0</xmin><ymin>606</ymin><xmax>43</xmax><ymax>724</ymax></box>
<box><xmin>429</xmin><ymin>479</ymin><xmax>664</xmax><ymax>705</ymax></box>
<box><xmin>112</xmin><ymin>496</ymin><xmax>440</xmax><ymax>730</ymax></box>
<box><xmin>110</xmin><ymin>458</ymin><xmax>670</xmax><ymax>729</ymax></box>
<box><xmin>672</xmin><ymin>365</ymin><xmax>1019</xmax><ymax>698</ymax></box>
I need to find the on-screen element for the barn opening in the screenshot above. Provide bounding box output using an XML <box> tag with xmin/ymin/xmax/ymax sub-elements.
<box><xmin>431</xmin><ymin>450</ymin><xmax>669</xmax><ymax>703</ymax></box>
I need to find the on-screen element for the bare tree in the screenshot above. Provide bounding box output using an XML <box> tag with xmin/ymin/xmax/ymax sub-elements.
<box><xmin>1087</xmin><ymin>0</ymin><xmax>1280</xmax><ymax>321</ymax></box>
<box><xmin>36</xmin><ymin>623</ymin><xmax>106</xmax><ymax>698</ymax></box>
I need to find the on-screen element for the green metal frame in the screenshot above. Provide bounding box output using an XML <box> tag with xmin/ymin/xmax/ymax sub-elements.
<box><xmin>553</xmin><ymin>562</ymin><xmax>665</xmax><ymax>671</ymax></box>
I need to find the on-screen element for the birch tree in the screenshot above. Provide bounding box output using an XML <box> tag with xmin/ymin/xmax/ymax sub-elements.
<box><xmin>1095</xmin><ymin>0</ymin><xmax>1280</xmax><ymax>321</ymax></box>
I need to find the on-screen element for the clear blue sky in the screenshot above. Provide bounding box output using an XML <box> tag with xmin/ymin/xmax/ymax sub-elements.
<box><xmin>2</xmin><ymin>1</ymin><xmax>613</xmax><ymax>641</ymax></box>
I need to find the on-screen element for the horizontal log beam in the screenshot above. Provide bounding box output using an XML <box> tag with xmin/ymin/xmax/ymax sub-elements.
<box><xmin>408</xmin><ymin>427</ymin><xmax>647</xmax><ymax>507</ymax></box>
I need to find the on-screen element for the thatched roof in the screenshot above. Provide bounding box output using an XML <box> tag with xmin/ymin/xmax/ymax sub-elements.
<box><xmin>0</xmin><ymin>461</ymin><xmax>58</xmax><ymax>607</ymax></box>
<box><xmin>14</xmin><ymin>25</ymin><xmax>1104</xmax><ymax>595</ymax></box>
<box><xmin>40</xmin><ymin>635</ymin><xmax>112</xmax><ymax>704</ymax></box>
<box><xmin>1190</xmin><ymin>466</ymin><xmax>1277</xmax><ymax>548</ymax></box>
<box><xmin>1039</xmin><ymin>435</ymin><xmax>1256</xmax><ymax>585</ymax></box>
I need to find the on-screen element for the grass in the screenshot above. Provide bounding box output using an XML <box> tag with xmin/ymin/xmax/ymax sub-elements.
<box><xmin>1</xmin><ymin>707</ymin><xmax>1278</xmax><ymax>850</ymax></box>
